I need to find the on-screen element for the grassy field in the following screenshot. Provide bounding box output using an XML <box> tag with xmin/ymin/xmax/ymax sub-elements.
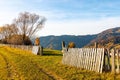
<box><xmin>0</xmin><ymin>46</ymin><xmax>120</xmax><ymax>80</ymax></box>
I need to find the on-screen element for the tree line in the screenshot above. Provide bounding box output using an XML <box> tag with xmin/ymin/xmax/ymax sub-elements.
<box><xmin>0</xmin><ymin>12</ymin><xmax>46</xmax><ymax>45</ymax></box>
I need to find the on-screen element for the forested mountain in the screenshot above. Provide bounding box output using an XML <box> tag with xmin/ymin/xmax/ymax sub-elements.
<box><xmin>40</xmin><ymin>35</ymin><xmax>96</xmax><ymax>50</ymax></box>
<box><xmin>40</xmin><ymin>27</ymin><xmax>120</xmax><ymax>50</ymax></box>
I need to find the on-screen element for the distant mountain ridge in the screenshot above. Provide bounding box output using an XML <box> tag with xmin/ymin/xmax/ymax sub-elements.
<box><xmin>87</xmin><ymin>27</ymin><xmax>120</xmax><ymax>48</ymax></box>
<box><xmin>40</xmin><ymin>35</ymin><xmax>96</xmax><ymax>50</ymax></box>
<box><xmin>40</xmin><ymin>27</ymin><xmax>120</xmax><ymax>50</ymax></box>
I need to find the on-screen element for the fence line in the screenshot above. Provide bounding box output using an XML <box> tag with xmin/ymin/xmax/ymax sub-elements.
<box><xmin>0</xmin><ymin>44</ymin><xmax>43</xmax><ymax>55</ymax></box>
<box><xmin>62</xmin><ymin>47</ymin><xmax>120</xmax><ymax>73</ymax></box>
<box><xmin>62</xmin><ymin>48</ymin><xmax>104</xmax><ymax>73</ymax></box>
<box><xmin>0</xmin><ymin>44</ymin><xmax>33</xmax><ymax>51</ymax></box>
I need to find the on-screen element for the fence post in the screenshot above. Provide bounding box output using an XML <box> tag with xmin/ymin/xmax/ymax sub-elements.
<box><xmin>62</xmin><ymin>41</ymin><xmax>65</xmax><ymax>49</ymax></box>
<box><xmin>100</xmin><ymin>48</ymin><xmax>105</xmax><ymax>73</ymax></box>
<box><xmin>94</xmin><ymin>42</ymin><xmax>98</xmax><ymax>48</ymax></box>
<box><xmin>111</xmin><ymin>49</ymin><xmax>115</xmax><ymax>74</ymax></box>
<box><xmin>103</xmin><ymin>49</ymin><xmax>111</xmax><ymax>72</ymax></box>
<box><xmin>116</xmin><ymin>49</ymin><xmax>120</xmax><ymax>73</ymax></box>
<box><xmin>106</xmin><ymin>48</ymin><xmax>111</xmax><ymax>71</ymax></box>
<box><xmin>38</xmin><ymin>46</ymin><xmax>43</xmax><ymax>56</ymax></box>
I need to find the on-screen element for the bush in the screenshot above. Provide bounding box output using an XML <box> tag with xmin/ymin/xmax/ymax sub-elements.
<box><xmin>34</xmin><ymin>37</ymin><xmax>40</xmax><ymax>46</ymax></box>
<box><xmin>6</xmin><ymin>35</ymin><xmax>32</xmax><ymax>45</ymax></box>
<box><xmin>68</xmin><ymin>42</ymin><xmax>76</xmax><ymax>48</ymax></box>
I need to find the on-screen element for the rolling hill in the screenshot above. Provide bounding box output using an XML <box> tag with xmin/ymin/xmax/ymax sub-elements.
<box><xmin>87</xmin><ymin>27</ymin><xmax>120</xmax><ymax>48</ymax></box>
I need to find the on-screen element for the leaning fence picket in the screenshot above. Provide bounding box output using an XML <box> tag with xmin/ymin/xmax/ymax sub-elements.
<box><xmin>100</xmin><ymin>48</ymin><xmax>104</xmax><ymax>73</ymax></box>
<box><xmin>89</xmin><ymin>49</ymin><xmax>93</xmax><ymax>71</ymax></box>
<box><xmin>92</xmin><ymin>48</ymin><xmax>97</xmax><ymax>71</ymax></box>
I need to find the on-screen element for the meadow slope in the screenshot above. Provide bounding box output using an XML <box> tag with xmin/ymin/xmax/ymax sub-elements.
<box><xmin>0</xmin><ymin>46</ymin><xmax>120</xmax><ymax>80</ymax></box>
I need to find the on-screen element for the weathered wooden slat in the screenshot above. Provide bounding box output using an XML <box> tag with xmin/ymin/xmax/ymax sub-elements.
<box><xmin>92</xmin><ymin>48</ymin><xmax>96</xmax><ymax>71</ymax></box>
<box><xmin>89</xmin><ymin>48</ymin><xmax>92</xmax><ymax>70</ymax></box>
<box><xmin>116</xmin><ymin>50</ymin><xmax>120</xmax><ymax>73</ymax></box>
<box><xmin>79</xmin><ymin>49</ymin><xmax>83</xmax><ymax>68</ymax></box>
<box><xmin>91</xmin><ymin>48</ymin><xmax>94</xmax><ymax>71</ymax></box>
<box><xmin>100</xmin><ymin>48</ymin><xmax>104</xmax><ymax>73</ymax></box>
<box><xmin>111</xmin><ymin>49</ymin><xmax>115</xmax><ymax>74</ymax></box>
<box><xmin>86</xmin><ymin>48</ymin><xmax>89</xmax><ymax>70</ymax></box>
<box><xmin>81</xmin><ymin>49</ymin><xmax>83</xmax><ymax>68</ymax></box>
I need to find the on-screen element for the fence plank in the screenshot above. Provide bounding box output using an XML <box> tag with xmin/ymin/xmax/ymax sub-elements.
<box><xmin>100</xmin><ymin>48</ymin><xmax>104</xmax><ymax>73</ymax></box>
<box><xmin>116</xmin><ymin>50</ymin><xmax>120</xmax><ymax>73</ymax></box>
<box><xmin>111</xmin><ymin>49</ymin><xmax>115</xmax><ymax>74</ymax></box>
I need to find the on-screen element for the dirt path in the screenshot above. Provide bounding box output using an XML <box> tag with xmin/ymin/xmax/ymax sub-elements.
<box><xmin>7</xmin><ymin>48</ymin><xmax>63</xmax><ymax>80</ymax></box>
<box><xmin>0</xmin><ymin>46</ymin><xmax>63</xmax><ymax>80</ymax></box>
<box><xmin>3</xmin><ymin>47</ymin><xmax>57</xmax><ymax>79</ymax></box>
<box><xmin>0</xmin><ymin>52</ymin><xmax>21</xmax><ymax>79</ymax></box>
<box><xmin>8</xmin><ymin>47</ymin><xmax>63</xmax><ymax>80</ymax></box>
<box><xmin>0</xmin><ymin>53</ymin><xmax>12</xmax><ymax>77</ymax></box>
<box><xmin>30</xmin><ymin>60</ymin><xmax>63</xmax><ymax>80</ymax></box>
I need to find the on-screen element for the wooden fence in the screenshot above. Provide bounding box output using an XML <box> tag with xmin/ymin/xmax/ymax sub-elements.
<box><xmin>62</xmin><ymin>47</ymin><xmax>120</xmax><ymax>73</ymax></box>
<box><xmin>0</xmin><ymin>44</ymin><xmax>43</xmax><ymax>55</ymax></box>
<box><xmin>110</xmin><ymin>49</ymin><xmax>120</xmax><ymax>74</ymax></box>
<box><xmin>62</xmin><ymin>48</ymin><xmax>104</xmax><ymax>73</ymax></box>
<box><xmin>0</xmin><ymin>44</ymin><xmax>33</xmax><ymax>51</ymax></box>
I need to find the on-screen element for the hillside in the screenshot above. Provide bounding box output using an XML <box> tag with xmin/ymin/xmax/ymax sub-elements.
<box><xmin>39</xmin><ymin>27</ymin><xmax>120</xmax><ymax>50</ymax></box>
<box><xmin>40</xmin><ymin>35</ymin><xmax>96</xmax><ymax>50</ymax></box>
<box><xmin>87</xmin><ymin>27</ymin><xmax>120</xmax><ymax>48</ymax></box>
<box><xmin>0</xmin><ymin>46</ymin><xmax>119</xmax><ymax>79</ymax></box>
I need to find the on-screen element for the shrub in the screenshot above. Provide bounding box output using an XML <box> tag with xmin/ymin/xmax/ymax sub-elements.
<box><xmin>68</xmin><ymin>42</ymin><xmax>76</xmax><ymax>48</ymax></box>
<box><xmin>6</xmin><ymin>35</ymin><xmax>32</xmax><ymax>45</ymax></box>
<box><xmin>34</xmin><ymin>37</ymin><xmax>40</xmax><ymax>46</ymax></box>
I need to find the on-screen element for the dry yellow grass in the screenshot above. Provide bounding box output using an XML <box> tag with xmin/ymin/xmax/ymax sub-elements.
<box><xmin>0</xmin><ymin>46</ymin><xmax>120</xmax><ymax>80</ymax></box>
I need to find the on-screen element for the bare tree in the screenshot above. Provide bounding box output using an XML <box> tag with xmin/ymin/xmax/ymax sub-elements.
<box><xmin>0</xmin><ymin>27</ymin><xmax>3</xmax><ymax>39</ymax></box>
<box><xmin>0</xmin><ymin>25</ymin><xmax>10</xmax><ymax>39</ymax></box>
<box><xmin>13</xmin><ymin>12</ymin><xmax>46</xmax><ymax>44</ymax></box>
<box><xmin>0</xmin><ymin>24</ymin><xmax>18</xmax><ymax>39</ymax></box>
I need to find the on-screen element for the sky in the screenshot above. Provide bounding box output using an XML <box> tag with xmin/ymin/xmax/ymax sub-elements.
<box><xmin>0</xmin><ymin>0</ymin><xmax>120</xmax><ymax>36</ymax></box>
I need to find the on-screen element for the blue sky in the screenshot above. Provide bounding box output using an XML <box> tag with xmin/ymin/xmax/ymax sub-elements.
<box><xmin>0</xmin><ymin>0</ymin><xmax>120</xmax><ymax>36</ymax></box>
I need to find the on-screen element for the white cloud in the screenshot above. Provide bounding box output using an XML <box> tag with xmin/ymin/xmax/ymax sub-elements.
<box><xmin>0</xmin><ymin>0</ymin><xmax>120</xmax><ymax>37</ymax></box>
<box><xmin>0</xmin><ymin>11</ymin><xmax>20</xmax><ymax>26</ymax></box>
<box><xmin>0</xmin><ymin>0</ymin><xmax>23</xmax><ymax>5</ymax></box>
<box><xmin>38</xmin><ymin>17</ymin><xmax>120</xmax><ymax>36</ymax></box>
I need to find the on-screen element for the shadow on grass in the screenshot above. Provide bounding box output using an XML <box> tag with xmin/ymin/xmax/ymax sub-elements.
<box><xmin>43</xmin><ymin>50</ymin><xmax>62</xmax><ymax>56</ymax></box>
